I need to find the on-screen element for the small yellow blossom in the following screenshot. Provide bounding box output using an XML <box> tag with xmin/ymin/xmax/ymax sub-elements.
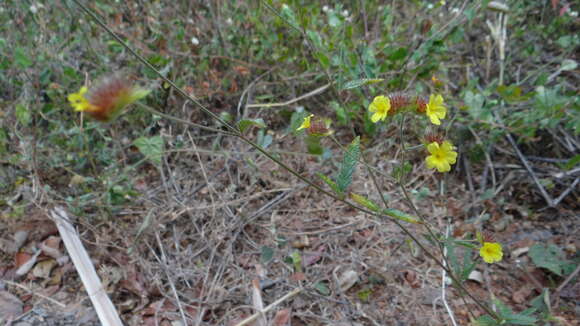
<box><xmin>368</xmin><ymin>95</ymin><xmax>391</xmax><ymax>123</ymax></box>
<box><xmin>297</xmin><ymin>114</ymin><xmax>314</xmax><ymax>131</ymax></box>
<box><xmin>425</xmin><ymin>141</ymin><xmax>457</xmax><ymax>172</ymax></box>
<box><xmin>67</xmin><ymin>75</ymin><xmax>150</xmax><ymax>122</ymax></box>
<box><xmin>425</xmin><ymin>94</ymin><xmax>446</xmax><ymax>125</ymax></box>
<box><xmin>479</xmin><ymin>242</ymin><xmax>503</xmax><ymax>264</ymax></box>
<box><xmin>67</xmin><ymin>87</ymin><xmax>97</xmax><ymax>112</ymax></box>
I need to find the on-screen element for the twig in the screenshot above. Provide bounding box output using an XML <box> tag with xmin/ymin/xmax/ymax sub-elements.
<box><xmin>245</xmin><ymin>83</ymin><xmax>331</xmax><ymax>108</ymax></box>
<box><xmin>251</xmin><ymin>279</ymin><xmax>267</xmax><ymax>326</ymax></box>
<box><xmin>153</xmin><ymin>232</ymin><xmax>189</xmax><ymax>326</ymax></box>
<box><xmin>555</xmin><ymin>259</ymin><xmax>580</xmax><ymax>293</ymax></box>
<box><xmin>501</xmin><ymin>125</ymin><xmax>554</xmax><ymax>206</ymax></box>
<box><xmin>441</xmin><ymin>226</ymin><xmax>458</xmax><ymax>326</ymax></box>
<box><xmin>234</xmin><ymin>288</ymin><xmax>302</xmax><ymax>326</ymax></box>
<box><xmin>49</xmin><ymin>207</ymin><xmax>123</xmax><ymax>326</ymax></box>
<box><xmin>4</xmin><ymin>280</ymin><xmax>66</xmax><ymax>308</ymax></box>
<box><xmin>553</xmin><ymin>177</ymin><xmax>579</xmax><ymax>206</ymax></box>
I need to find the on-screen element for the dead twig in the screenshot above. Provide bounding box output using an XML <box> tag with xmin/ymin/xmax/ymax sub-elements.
<box><xmin>4</xmin><ymin>280</ymin><xmax>65</xmax><ymax>308</ymax></box>
<box><xmin>234</xmin><ymin>288</ymin><xmax>302</xmax><ymax>326</ymax></box>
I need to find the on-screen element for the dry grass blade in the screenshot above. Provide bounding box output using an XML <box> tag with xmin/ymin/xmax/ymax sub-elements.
<box><xmin>49</xmin><ymin>207</ymin><xmax>123</xmax><ymax>326</ymax></box>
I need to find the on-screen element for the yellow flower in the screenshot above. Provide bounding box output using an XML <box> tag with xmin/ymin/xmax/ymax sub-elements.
<box><xmin>368</xmin><ymin>95</ymin><xmax>391</xmax><ymax>123</ymax></box>
<box><xmin>297</xmin><ymin>114</ymin><xmax>313</xmax><ymax>131</ymax></box>
<box><xmin>67</xmin><ymin>87</ymin><xmax>97</xmax><ymax>112</ymax></box>
<box><xmin>425</xmin><ymin>141</ymin><xmax>457</xmax><ymax>172</ymax></box>
<box><xmin>425</xmin><ymin>94</ymin><xmax>446</xmax><ymax>125</ymax></box>
<box><xmin>67</xmin><ymin>75</ymin><xmax>150</xmax><ymax>122</ymax></box>
<box><xmin>479</xmin><ymin>242</ymin><xmax>503</xmax><ymax>264</ymax></box>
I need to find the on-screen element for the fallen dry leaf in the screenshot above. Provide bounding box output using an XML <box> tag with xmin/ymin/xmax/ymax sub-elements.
<box><xmin>32</xmin><ymin>259</ymin><xmax>57</xmax><ymax>279</ymax></box>
<box><xmin>15</xmin><ymin>250</ymin><xmax>41</xmax><ymax>277</ymax></box>
<box><xmin>512</xmin><ymin>286</ymin><xmax>533</xmax><ymax>304</ymax></box>
<box><xmin>272</xmin><ymin>308</ymin><xmax>291</xmax><ymax>326</ymax></box>
<box><xmin>40</xmin><ymin>236</ymin><xmax>63</xmax><ymax>260</ymax></box>
<box><xmin>337</xmin><ymin>270</ymin><xmax>359</xmax><ymax>292</ymax></box>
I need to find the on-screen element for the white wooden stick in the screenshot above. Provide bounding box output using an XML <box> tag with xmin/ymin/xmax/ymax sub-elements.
<box><xmin>50</xmin><ymin>207</ymin><xmax>123</xmax><ymax>326</ymax></box>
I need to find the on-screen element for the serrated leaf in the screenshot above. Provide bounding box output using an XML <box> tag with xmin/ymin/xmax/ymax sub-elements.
<box><xmin>350</xmin><ymin>193</ymin><xmax>380</xmax><ymax>212</ymax></box>
<box><xmin>382</xmin><ymin>208</ymin><xmax>421</xmax><ymax>224</ymax></box>
<box><xmin>528</xmin><ymin>243</ymin><xmax>568</xmax><ymax>276</ymax></box>
<box><xmin>317</xmin><ymin>173</ymin><xmax>342</xmax><ymax>196</ymax></box>
<box><xmin>336</xmin><ymin>137</ymin><xmax>360</xmax><ymax>193</ymax></box>
<box><xmin>15</xmin><ymin>103</ymin><xmax>31</xmax><ymax>126</ymax></box>
<box><xmin>341</xmin><ymin>78</ymin><xmax>384</xmax><ymax>90</ymax></box>
<box><xmin>134</xmin><ymin>136</ymin><xmax>164</xmax><ymax>165</ymax></box>
<box><xmin>238</xmin><ymin>118</ymin><xmax>266</xmax><ymax>133</ymax></box>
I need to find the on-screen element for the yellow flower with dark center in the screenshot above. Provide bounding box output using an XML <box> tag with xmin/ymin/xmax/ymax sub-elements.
<box><xmin>297</xmin><ymin>114</ymin><xmax>314</xmax><ymax>131</ymax></box>
<box><xmin>368</xmin><ymin>95</ymin><xmax>391</xmax><ymax>123</ymax></box>
<box><xmin>425</xmin><ymin>141</ymin><xmax>457</xmax><ymax>172</ymax></box>
<box><xmin>479</xmin><ymin>242</ymin><xmax>503</xmax><ymax>264</ymax></box>
<box><xmin>425</xmin><ymin>94</ymin><xmax>446</xmax><ymax>125</ymax></box>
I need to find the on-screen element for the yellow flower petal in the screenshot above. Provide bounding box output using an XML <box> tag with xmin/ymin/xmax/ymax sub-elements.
<box><xmin>368</xmin><ymin>95</ymin><xmax>391</xmax><ymax>123</ymax></box>
<box><xmin>297</xmin><ymin>114</ymin><xmax>313</xmax><ymax>130</ymax></box>
<box><xmin>425</xmin><ymin>141</ymin><xmax>457</xmax><ymax>173</ymax></box>
<box><xmin>479</xmin><ymin>242</ymin><xmax>503</xmax><ymax>264</ymax></box>
<box><xmin>426</xmin><ymin>94</ymin><xmax>446</xmax><ymax>125</ymax></box>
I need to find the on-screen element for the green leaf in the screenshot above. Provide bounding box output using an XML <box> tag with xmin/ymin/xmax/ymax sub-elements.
<box><xmin>15</xmin><ymin>103</ymin><xmax>31</xmax><ymax>126</ymax></box>
<box><xmin>14</xmin><ymin>47</ymin><xmax>33</xmax><ymax>68</ymax></box>
<box><xmin>472</xmin><ymin>315</ymin><xmax>499</xmax><ymax>326</ymax></box>
<box><xmin>560</xmin><ymin>59</ymin><xmax>577</xmax><ymax>72</ymax></box>
<box><xmin>306</xmin><ymin>30</ymin><xmax>323</xmax><ymax>48</ymax></box>
<box><xmin>341</xmin><ymin>78</ymin><xmax>384</xmax><ymax>90</ymax></box>
<box><xmin>529</xmin><ymin>243</ymin><xmax>568</xmax><ymax>276</ymax></box>
<box><xmin>350</xmin><ymin>193</ymin><xmax>380</xmax><ymax>212</ymax></box>
<box><xmin>330</xmin><ymin>101</ymin><xmax>347</xmax><ymax>125</ymax></box>
<box><xmin>290</xmin><ymin>251</ymin><xmax>302</xmax><ymax>273</ymax></box>
<box><xmin>256</xmin><ymin>129</ymin><xmax>273</xmax><ymax>149</ymax></box>
<box><xmin>357</xmin><ymin>288</ymin><xmax>372</xmax><ymax>302</ymax></box>
<box><xmin>238</xmin><ymin>118</ymin><xmax>266</xmax><ymax>133</ymax></box>
<box><xmin>314</xmin><ymin>281</ymin><xmax>330</xmax><ymax>295</ymax></box>
<box><xmin>134</xmin><ymin>136</ymin><xmax>164</xmax><ymax>165</ymax></box>
<box><xmin>0</xmin><ymin>128</ymin><xmax>7</xmax><ymax>154</ymax></box>
<box><xmin>336</xmin><ymin>136</ymin><xmax>360</xmax><ymax>193</ymax></box>
<box><xmin>289</xmin><ymin>109</ymin><xmax>308</xmax><ymax>135</ymax></box>
<box><xmin>305</xmin><ymin>134</ymin><xmax>323</xmax><ymax>155</ymax></box>
<box><xmin>382</xmin><ymin>208</ymin><xmax>421</xmax><ymax>224</ymax></box>
<box><xmin>280</xmin><ymin>4</ymin><xmax>299</xmax><ymax>29</ymax></box>
<box><xmin>561</xmin><ymin>154</ymin><xmax>580</xmax><ymax>171</ymax></box>
<box><xmin>260</xmin><ymin>246</ymin><xmax>274</xmax><ymax>263</ymax></box>
<box><xmin>317</xmin><ymin>173</ymin><xmax>342</xmax><ymax>196</ymax></box>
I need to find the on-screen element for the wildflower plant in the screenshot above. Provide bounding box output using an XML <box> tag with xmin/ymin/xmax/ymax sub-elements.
<box><xmin>68</xmin><ymin>74</ymin><xmax>150</xmax><ymax>122</ymax></box>
<box><xmin>63</xmin><ymin>2</ymin><xmax>520</xmax><ymax>325</ymax></box>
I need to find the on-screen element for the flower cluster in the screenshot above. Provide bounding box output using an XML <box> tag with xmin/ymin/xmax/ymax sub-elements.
<box><xmin>68</xmin><ymin>74</ymin><xmax>150</xmax><ymax>122</ymax></box>
<box><xmin>367</xmin><ymin>93</ymin><xmax>447</xmax><ymax>126</ymax></box>
<box><xmin>366</xmin><ymin>92</ymin><xmax>457</xmax><ymax>173</ymax></box>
